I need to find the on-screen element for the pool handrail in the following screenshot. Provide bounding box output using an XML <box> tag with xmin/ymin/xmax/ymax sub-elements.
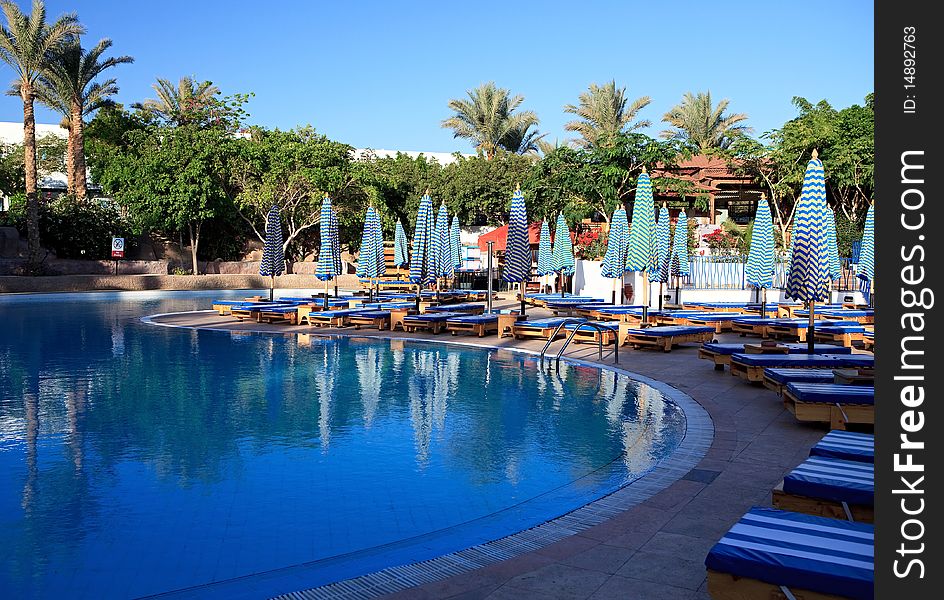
<box><xmin>539</xmin><ymin>317</ymin><xmax>618</xmax><ymax>372</ymax></box>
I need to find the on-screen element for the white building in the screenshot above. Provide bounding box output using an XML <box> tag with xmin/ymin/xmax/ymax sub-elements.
<box><xmin>0</xmin><ymin>121</ymin><xmax>71</xmax><ymax>194</ymax></box>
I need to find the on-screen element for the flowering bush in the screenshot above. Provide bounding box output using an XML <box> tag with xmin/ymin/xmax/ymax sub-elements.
<box><xmin>575</xmin><ymin>228</ymin><xmax>607</xmax><ymax>260</ymax></box>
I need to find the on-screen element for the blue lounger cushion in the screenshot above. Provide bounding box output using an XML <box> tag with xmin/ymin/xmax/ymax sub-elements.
<box><xmin>763</xmin><ymin>368</ymin><xmax>836</xmax><ymax>385</ymax></box>
<box><xmin>685</xmin><ymin>313</ymin><xmax>745</xmax><ymax>322</ymax></box>
<box><xmin>731</xmin><ymin>354</ymin><xmax>874</xmax><ymax>368</ymax></box>
<box><xmin>578</xmin><ymin>304</ymin><xmax>646</xmax><ymax>312</ymax></box>
<box><xmin>360</xmin><ymin>302</ymin><xmax>415</xmax><ymax>309</ymax></box>
<box><xmin>514</xmin><ymin>317</ymin><xmax>570</xmax><ymax>328</ymax></box>
<box><xmin>819</xmin><ymin>310</ymin><xmax>874</xmax><ymax>317</ymax></box>
<box><xmin>403</xmin><ymin>312</ymin><xmax>464</xmax><ymax>322</ymax></box>
<box><xmin>864</xmin><ymin>331</ymin><xmax>874</xmax><ymax>339</ymax></box>
<box><xmin>312</xmin><ymin>308</ymin><xmax>371</xmax><ymax>318</ymax></box>
<box><xmin>705</xmin><ymin>507</ymin><xmax>873</xmax><ymax>599</ymax></box>
<box><xmin>563</xmin><ymin>321</ymin><xmax>620</xmax><ymax>331</ymax></box>
<box><xmin>623</xmin><ymin>325</ymin><xmax>714</xmax><ymax>336</ymax></box>
<box><xmin>702</xmin><ymin>343</ymin><xmax>850</xmax><ymax>355</ymax></box>
<box><xmin>816</xmin><ymin>325</ymin><xmax>866</xmax><ymax>334</ymax></box>
<box><xmin>426</xmin><ymin>303</ymin><xmax>483</xmax><ymax>312</ymax></box>
<box><xmin>783</xmin><ymin>456</ymin><xmax>874</xmax><ymax>506</ymax></box>
<box><xmin>785</xmin><ymin>383</ymin><xmax>875</xmax><ymax>405</ymax></box>
<box><xmin>811</xmin><ymin>431</ymin><xmax>874</xmax><ymax>463</ymax></box>
<box><xmin>446</xmin><ymin>314</ymin><xmax>499</xmax><ymax>324</ymax></box>
<box><xmin>256</xmin><ymin>306</ymin><xmax>301</xmax><ymax>314</ymax></box>
<box><xmin>545</xmin><ymin>298</ymin><xmax>606</xmax><ymax>306</ymax></box>
<box><xmin>732</xmin><ymin>316</ymin><xmax>776</xmax><ymax>325</ymax></box>
<box><xmin>349</xmin><ymin>310</ymin><xmax>390</xmax><ymax>319</ymax></box>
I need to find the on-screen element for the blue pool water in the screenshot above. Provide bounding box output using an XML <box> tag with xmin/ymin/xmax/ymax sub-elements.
<box><xmin>0</xmin><ymin>291</ymin><xmax>688</xmax><ymax>599</ymax></box>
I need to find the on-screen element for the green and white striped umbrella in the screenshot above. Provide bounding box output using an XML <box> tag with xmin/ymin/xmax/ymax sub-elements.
<box><xmin>655</xmin><ymin>204</ymin><xmax>671</xmax><ymax>284</ymax></box>
<box><xmin>825</xmin><ymin>208</ymin><xmax>842</xmax><ymax>281</ymax></box>
<box><xmin>536</xmin><ymin>220</ymin><xmax>554</xmax><ymax>276</ymax></box>
<box><xmin>626</xmin><ymin>171</ymin><xmax>657</xmax><ymax>274</ymax></box>
<box><xmin>857</xmin><ymin>203</ymin><xmax>874</xmax><ymax>298</ymax></box>
<box><xmin>432</xmin><ymin>202</ymin><xmax>453</xmax><ymax>278</ymax></box>
<box><xmin>410</xmin><ymin>193</ymin><xmax>434</xmax><ymax>284</ymax></box>
<box><xmin>552</xmin><ymin>213</ymin><xmax>575</xmax><ymax>276</ymax></box>
<box><xmin>745</xmin><ymin>196</ymin><xmax>774</xmax><ymax>288</ymax></box>
<box><xmin>601</xmin><ymin>207</ymin><xmax>629</xmax><ymax>279</ymax></box>
<box><xmin>356</xmin><ymin>206</ymin><xmax>385</xmax><ymax>279</ymax></box>
<box><xmin>393</xmin><ymin>220</ymin><xmax>409</xmax><ymax>268</ymax></box>
<box><xmin>671</xmin><ymin>210</ymin><xmax>690</xmax><ymax>277</ymax></box>
<box><xmin>450</xmin><ymin>215</ymin><xmax>461</xmax><ymax>271</ymax></box>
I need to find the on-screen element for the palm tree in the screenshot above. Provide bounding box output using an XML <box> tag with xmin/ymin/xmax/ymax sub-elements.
<box><xmin>441</xmin><ymin>82</ymin><xmax>539</xmax><ymax>159</ymax></box>
<box><xmin>134</xmin><ymin>76</ymin><xmax>219</xmax><ymax>125</ymax></box>
<box><xmin>564</xmin><ymin>80</ymin><xmax>651</xmax><ymax>147</ymax></box>
<box><xmin>33</xmin><ymin>37</ymin><xmax>132</xmax><ymax>199</ymax></box>
<box><xmin>661</xmin><ymin>91</ymin><xmax>752</xmax><ymax>150</ymax></box>
<box><xmin>0</xmin><ymin>0</ymin><xmax>83</xmax><ymax>264</ymax></box>
<box><xmin>500</xmin><ymin>122</ymin><xmax>546</xmax><ymax>156</ymax></box>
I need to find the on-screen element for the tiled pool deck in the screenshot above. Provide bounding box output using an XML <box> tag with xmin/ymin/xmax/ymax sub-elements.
<box><xmin>151</xmin><ymin>298</ymin><xmax>863</xmax><ymax>600</ymax></box>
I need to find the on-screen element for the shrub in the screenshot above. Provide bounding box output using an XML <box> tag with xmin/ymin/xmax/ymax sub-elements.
<box><xmin>41</xmin><ymin>197</ymin><xmax>135</xmax><ymax>260</ymax></box>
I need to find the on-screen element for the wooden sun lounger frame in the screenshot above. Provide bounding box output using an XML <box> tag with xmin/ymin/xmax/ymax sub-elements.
<box><xmin>684</xmin><ymin>316</ymin><xmax>738</xmax><ymax>333</ymax></box>
<box><xmin>813</xmin><ymin>329</ymin><xmax>865</xmax><ymax>348</ymax></box>
<box><xmin>771</xmin><ymin>481</ymin><xmax>874</xmax><ymax>523</ymax></box>
<box><xmin>447</xmin><ymin>318</ymin><xmax>499</xmax><ymax>337</ymax></box>
<box><xmin>766</xmin><ymin>323</ymin><xmax>808</xmax><ymax>341</ymax></box>
<box><xmin>402</xmin><ymin>316</ymin><xmax>451</xmax><ymax>334</ymax></box>
<box><xmin>731</xmin><ymin>321</ymin><xmax>769</xmax><ymax>337</ymax></box>
<box><xmin>706</xmin><ymin>569</ymin><xmax>848</xmax><ymax>600</ymax></box>
<box><xmin>512</xmin><ymin>322</ymin><xmax>567</xmax><ymax>341</ymax></box>
<box><xmin>619</xmin><ymin>327</ymin><xmax>714</xmax><ymax>352</ymax></box>
<box><xmin>698</xmin><ymin>347</ymin><xmax>734</xmax><ymax>370</ymax></box>
<box><xmin>862</xmin><ymin>335</ymin><xmax>875</xmax><ymax>351</ymax></box>
<box><xmin>348</xmin><ymin>313</ymin><xmax>391</xmax><ymax>330</ymax></box>
<box><xmin>782</xmin><ymin>387</ymin><xmax>875</xmax><ymax>430</ymax></box>
<box><xmin>308</xmin><ymin>311</ymin><xmax>360</xmax><ymax>328</ymax></box>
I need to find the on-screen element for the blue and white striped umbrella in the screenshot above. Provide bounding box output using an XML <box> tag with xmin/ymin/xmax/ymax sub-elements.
<box><xmin>393</xmin><ymin>220</ymin><xmax>409</xmax><ymax>268</ymax></box>
<box><xmin>503</xmin><ymin>188</ymin><xmax>531</xmax><ymax>283</ymax></box>
<box><xmin>372</xmin><ymin>208</ymin><xmax>385</xmax><ymax>278</ymax></box>
<box><xmin>745</xmin><ymin>196</ymin><xmax>774</xmax><ymax>288</ymax></box>
<box><xmin>536</xmin><ymin>219</ymin><xmax>554</xmax><ymax>276</ymax></box>
<box><xmin>601</xmin><ymin>207</ymin><xmax>629</xmax><ymax>279</ymax></box>
<box><xmin>825</xmin><ymin>208</ymin><xmax>842</xmax><ymax>281</ymax></box>
<box><xmin>409</xmin><ymin>193</ymin><xmax>434</xmax><ymax>284</ymax></box>
<box><xmin>450</xmin><ymin>215</ymin><xmax>461</xmax><ymax>271</ymax></box>
<box><xmin>857</xmin><ymin>203</ymin><xmax>874</xmax><ymax>296</ymax></box>
<box><xmin>655</xmin><ymin>204</ymin><xmax>671</xmax><ymax>283</ymax></box>
<box><xmin>316</xmin><ymin>196</ymin><xmax>339</xmax><ymax>281</ymax></box>
<box><xmin>330</xmin><ymin>206</ymin><xmax>341</xmax><ymax>276</ymax></box>
<box><xmin>626</xmin><ymin>171</ymin><xmax>657</xmax><ymax>274</ymax></box>
<box><xmin>432</xmin><ymin>202</ymin><xmax>453</xmax><ymax>278</ymax></box>
<box><xmin>259</xmin><ymin>205</ymin><xmax>284</xmax><ymax>277</ymax></box>
<box><xmin>671</xmin><ymin>210</ymin><xmax>690</xmax><ymax>277</ymax></box>
<box><xmin>785</xmin><ymin>153</ymin><xmax>831</xmax><ymax>303</ymax></box>
<box><xmin>552</xmin><ymin>213</ymin><xmax>575</xmax><ymax>276</ymax></box>
<box><xmin>357</xmin><ymin>206</ymin><xmax>385</xmax><ymax>279</ymax></box>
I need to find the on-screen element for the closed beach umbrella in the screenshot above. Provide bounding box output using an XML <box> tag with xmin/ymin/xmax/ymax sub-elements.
<box><xmin>432</xmin><ymin>202</ymin><xmax>453</xmax><ymax>299</ymax></box>
<box><xmin>825</xmin><ymin>209</ymin><xmax>842</xmax><ymax>282</ymax></box>
<box><xmin>537</xmin><ymin>219</ymin><xmax>554</xmax><ymax>292</ymax></box>
<box><xmin>371</xmin><ymin>208</ymin><xmax>385</xmax><ymax>279</ymax></box>
<box><xmin>552</xmin><ymin>213</ymin><xmax>575</xmax><ymax>296</ymax></box>
<box><xmin>316</xmin><ymin>195</ymin><xmax>339</xmax><ymax>308</ymax></box>
<box><xmin>785</xmin><ymin>150</ymin><xmax>831</xmax><ymax>352</ymax></box>
<box><xmin>626</xmin><ymin>168</ymin><xmax>657</xmax><ymax>319</ymax></box>
<box><xmin>394</xmin><ymin>220</ymin><xmax>409</xmax><ymax>272</ymax></box>
<box><xmin>670</xmin><ymin>210</ymin><xmax>689</xmax><ymax>305</ymax></box>
<box><xmin>356</xmin><ymin>207</ymin><xmax>376</xmax><ymax>280</ymax></box>
<box><xmin>745</xmin><ymin>195</ymin><xmax>775</xmax><ymax>313</ymax></box>
<box><xmin>504</xmin><ymin>186</ymin><xmax>531</xmax><ymax>312</ymax></box>
<box><xmin>857</xmin><ymin>203</ymin><xmax>875</xmax><ymax>304</ymax></box>
<box><xmin>600</xmin><ymin>207</ymin><xmax>629</xmax><ymax>303</ymax></box>
<box><xmin>410</xmin><ymin>191</ymin><xmax>434</xmax><ymax>308</ymax></box>
<box><xmin>450</xmin><ymin>216</ymin><xmax>461</xmax><ymax>272</ymax></box>
<box><xmin>655</xmin><ymin>204</ymin><xmax>671</xmax><ymax>309</ymax></box>
<box><xmin>259</xmin><ymin>205</ymin><xmax>284</xmax><ymax>301</ymax></box>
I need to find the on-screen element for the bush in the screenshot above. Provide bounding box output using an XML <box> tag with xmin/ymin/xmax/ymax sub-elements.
<box><xmin>41</xmin><ymin>197</ymin><xmax>135</xmax><ymax>259</ymax></box>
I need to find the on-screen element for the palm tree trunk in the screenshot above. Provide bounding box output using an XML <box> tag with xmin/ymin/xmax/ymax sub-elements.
<box><xmin>21</xmin><ymin>87</ymin><xmax>41</xmax><ymax>265</ymax></box>
<box><xmin>64</xmin><ymin>122</ymin><xmax>75</xmax><ymax>196</ymax></box>
<box><xmin>71</xmin><ymin>100</ymin><xmax>88</xmax><ymax>200</ymax></box>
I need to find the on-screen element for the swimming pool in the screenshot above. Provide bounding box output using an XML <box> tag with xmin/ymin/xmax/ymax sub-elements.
<box><xmin>0</xmin><ymin>291</ymin><xmax>694</xmax><ymax>599</ymax></box>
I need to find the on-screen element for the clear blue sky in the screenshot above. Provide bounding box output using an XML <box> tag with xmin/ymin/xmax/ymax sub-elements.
<box><xmin>3</xmin><ymin>0</ymin><xmax>874</xmax><ymax>152</ymax></box>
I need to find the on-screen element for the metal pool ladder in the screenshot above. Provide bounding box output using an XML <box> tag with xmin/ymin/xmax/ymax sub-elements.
<box><xmin>539</xmin><ymin>318</ymin><xmax>618</xmax><ymax>372</ymax></box>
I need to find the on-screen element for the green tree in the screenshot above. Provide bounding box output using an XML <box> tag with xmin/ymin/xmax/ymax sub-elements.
<box><xmin>439</xmin><ymin>154</ymin><xmax>535</xmax><ymax>225</ymax></box>
<box><xmin>357</xmin><ymin>151</ymin><xmax>443</xmax><ymax>236</ymax></box>
<box><xmin>661</xmin><ymin>91</ymin><xmax>751</xmax><ymax>150</ymax></box>
<box><xmin>0</xmin><ymin>0</ymin><xmax>83</xmax><ymax>265</ymax></box>
<box><xmin>133</xmin><ymin>76</ymin><xmax>220</xmax><ymax>126</ymax></box>
<box><xmin>441</xmin><ymin>82</ymin><xmax>539</xmax><ymax>159</ymax></box>
<box><xmin>564</xmin><ymin>80</ymin><xmax>651</xmax><ymax>147</ymax></box>
<box><xmin>31</xmin><ymin>36</ymin><xmax>132</xmax><ymax>199</ymax></box>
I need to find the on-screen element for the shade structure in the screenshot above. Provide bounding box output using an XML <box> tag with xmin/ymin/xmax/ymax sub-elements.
<box><xmin>316</xmin><ymin>196</ymin><xmax>340</xmax><ymax>308</ymax></box>
<box><xmin>393</xmin><ymin>220</ymin><xmax>409</xmax><ymax>268</ymax></box>
<box><xmin>450</xmin><ymin>215</ymin><xmax>461</xmax><ymax>271</ymax></box>
<box><xmin>432</xmin><ymin>202</ymin><xmax>454</xmax><ymax>279</ymax></box>
<box><xmin>601</xmin><ymin>207</ymin><xmax>629</xmax><ymax>303</ymax></box>
<box><xmin>503</xmin><ymin>188</ymin><xmax>531</xmax><ymax>283</ymax></box>
<box><xmin>357</xmin><ymin>206</ymin><xmax>385</xmax><ymax>279</ymax></box>
<box><xmin>745</xmin><ymin>196</ymin><xmax>775</xmax><ymax>288</ymax></box>
<box><xmin>409</xmin><ymin>193</ymin><xmax>434</xmax><ymax>285</ymax></box>
<box><xmin>785</xmin><ymin>152</ymin><xmax>831</xmax><ymax>352</ymax></box>
<box><xmin>536</xmin><ymin>220</ymin><xmax>554</xmax><ymax>276</ymax></box>
<box><xmin>825</xmin><ymin>209</ymin><xmax>842</xmax><ymax>281</ymax></box>
<box><xmin>552</xmin><ymin>213</ymin><xmax>575</xmax><ymax>296</ymax></box>
<box><xmin>857</xmin><ymin>203</ymin><xmax>874</xmax><ymax>300</ymax></box>
<box><xmin>655</xmin><ymin>204</ymin><xmax>671</xmax><ymax>284</ymax></box>
<box><xmin>371</xmin><ymin>209</ymin><xmax>385</xmax><ymax>278</ymax></box>
<box><xmin>259</xmin><ymin>205</ymin><xmax>285</xmax><ymax>301</ymax></box>
<box><xmin>626</xmin><ymin>172</ymin><xmax>657</xmax><ymax>274</ymax></box>
<box><xmin>671</xmin><ymin>211</ymin><xmax>690</xmax><ymax>277</ymax></box>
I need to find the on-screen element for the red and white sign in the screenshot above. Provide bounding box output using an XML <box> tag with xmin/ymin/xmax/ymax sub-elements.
<box><xmin>111</xmin><ymin>237</ymin><xmax>125</xmax><ymax>259</ymax></box>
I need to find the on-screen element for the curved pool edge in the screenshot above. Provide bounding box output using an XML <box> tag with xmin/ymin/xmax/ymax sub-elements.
<box><xmin>140</xmin><ymin>311</ymin><xmax>714</xmax><ymax>600</ymax></box>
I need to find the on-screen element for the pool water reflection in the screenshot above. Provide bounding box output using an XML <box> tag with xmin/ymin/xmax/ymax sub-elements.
<box><xmin>0</xmin><ymin>292</ymin><xmax>687</xmax><ymax>598</ymax></box>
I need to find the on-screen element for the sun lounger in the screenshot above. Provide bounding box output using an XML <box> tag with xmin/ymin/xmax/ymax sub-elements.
<box><xmin>699</xmin><ymin>342</ymin><xmax>850</xmax><ymax>369</ymax></box>
<box><xmin>729</xmin><ymin>353</ymin><xmax>874</xmax><ymax>383</ymax></box>
<box><xmin>810</xmin><ymin>431</ymin><xmax>874</xmax><ymax>463</ymax></box>
<box><xmin>731</xmin><ymin>316</ymin><xmax>776</xmax><ymax>337</ymax></box>
<box><xmin>401</xmin><ymin>311</ymin><xmax>464</xmax><ymax>334</ymax></box>
<box><xmin>562</xmin><ymin>320</ymin><xmax>620</xmax><ymax>344</ymax></box>
<box><xmin>229</xmin><ymin>301</ymin><xmax>299</xmax><ymax>321</ymax></box>
<box><xmin>762</xmin><ymin>368</ymin><xmax>837</xmax><ymax>394</ymax></box>
<box><xmin>308</xmin><ymin>308</ymin><xmax>372</xmax><ymax>328</ymax></box>
<box><xmin>682</xmin><ymin>312</ymin><xmax>746</xmax><ymax>333</ymax></box>
<box><xmin>705</xmin><ymin>507</ymin><xmax>873</xmax><ymax>600</ymax></box>
<box><xmin>687</xmin><ymin>302</ymin><xmax>748</xmax><ymax>312</ymax></box>
<box><xmin>618</xmin><ymin>325</ymin><xmax>715</xmax><ymax>351</ymax></box>
<box><xmin>655</xmin><ymin>310</ymin><xmax>716</xmax><ymax>325</ymax></box>
<box><xmin>796</xmin><ymin>309</ymin><xmax>874</xmax><ymax>324</ymax></box>
<box><xmin>512</xmin><ymin>317</ymin><xmax>571</xmax><ymax>340</ymax></box>
<box><xmin>765</xmin><ymin>318</ymin><xmax>847</xmax><ymax>342</ymax></box>
<box><xmin>347</xmin><ymin>310</ymin><xmax>391</xmax><ymax>330</ymax></box>
<box><xmin>425</xmin><ymin>302</ymin><xmax>485</xmax><ymax>315</ymax></box>
<box><xmin>783</xmin><ymin>383</ymin><xmax>875</xmax><ymax>430</ymax></box>
<box><xmin>772</xmin><ymin>456</ymin><xmax>874</xmax><ymax>523</ymax></box>
<box><xmin>862</xmin><ymin>330</ymin><xmax>874</xmax><ymax>351</ymax></box>
<box><xmin>446</xmin><ymin>314</ymin><xmax>500</xmax><ymax>337</ymax></box>
<box><xmin>253</xmin><ymin>305</ymin><xmax>308</xmax><ymax>324</ymax></box>
<box><xmin>212</xmin><ymin>299</ymin><xmax>262</xmax><ymax>315</ymax></box>
<box><xmin>813</xmin><ymin>324</ymin><xmax>867</xmax><ymax>347</ymax></box>
<box><xmin>573</xmin><ymin>304</ymin><xmax>647</xmax><ymax>320</ymax></box>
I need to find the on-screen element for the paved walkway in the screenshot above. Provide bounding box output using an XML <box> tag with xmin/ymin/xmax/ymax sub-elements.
<box><xmin>153</xmin><ymin>298</ymin><xmax>867</xmax><ymax>600</ymax></box>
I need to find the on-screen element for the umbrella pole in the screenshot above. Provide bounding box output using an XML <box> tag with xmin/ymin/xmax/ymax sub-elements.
<box><xmin>269</xmin><ymin>275</ymin><xmax>274</xmax><ymax>302</ymax></box>
<box><xmin>323</xmin><ymin>279</ymin><xmax>329</xmax><ymax>310</ymax></box>
<box><xmin>761</xmin><ymin>287</ymin><xmax>767</xmax><ymax>318</ymax></box>
<box><xmin>658</xmin><ymin>282</ymin><xmax>664</xmax><ymax>310</ymax></box>
<box><xmin>807</xmin><ymin>301</ymin><xmax>815</xmax><ymax>354</ymax></box>
<box><xmin>486</xmin><ymin>241</ymin><xmax>494</xmax><ymax>314</ymax></box>
<box><xmin>641</xmin><ymin>272</ymin><xmax>649</xmax><ymax>327</ymax></box>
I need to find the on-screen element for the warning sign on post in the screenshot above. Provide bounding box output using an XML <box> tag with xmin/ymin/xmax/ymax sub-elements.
<box><xmin>111</xmin><ymin>237</ymin><xmax>125</xmax><ymax>259</ymax></box>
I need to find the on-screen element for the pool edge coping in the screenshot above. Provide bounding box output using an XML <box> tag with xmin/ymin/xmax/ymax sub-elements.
<box><xmin>140</xmin><ymin>311</ymin><xmax>714</xmax><ymax>600</ymax></box>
